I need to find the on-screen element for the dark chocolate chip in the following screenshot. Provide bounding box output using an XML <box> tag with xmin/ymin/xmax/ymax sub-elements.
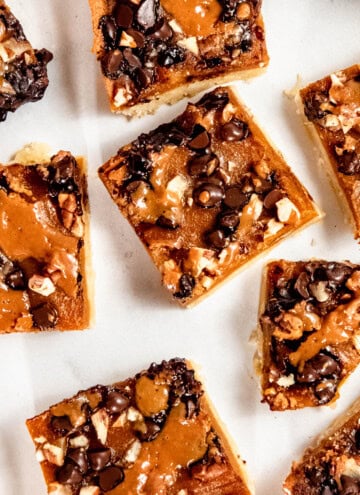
<box><xmin>67</xmin><ymin>448</ymin><xmax>89</xmax><ymax>473</ymax></box>
<box><xmin>5</xmin><ymin>268</ymin><xmax>26</xmax><ymax>290</ymax></box>
<box><xmin>134</xmin><ymin>67</ymin><xmax>153</xmax><ymax>89</ymax></box>
<box><xmin>158</xmin><ymin>45</ymin><xmax>185</xmax><ymax>67</ymax></box>
<box><xmin>314</xmin><ymin>378</ymin><xmax>338</xmax><ymax>404</ymax></box>
<box><xmin>188</xmin><ymin>154</ymin><xmax>219</xmax><ymax>177</ymax></box>
<box><xmin>304</xmin><ymin>91</ymin><xmax>329</xmax><ymax>121</ymax></box>
<box><xmin>297</xmin><ymin>353</ymin><xmax>340</xmax><ymax>384</ymax></box>
<box><xmin>114</xmin><ymin>4</ymin><xmax>133</xmax><ymax>28</ymax></box>
<box><xmin>88</xmin><ymin>448</ymin><xmax>111</xmax><ymax>471</ymax></box>
<box><xmin>99</xmin><ymin>15</ymin><xmax>119</xmax><ymax>50</ymax></box>
<box><xmin>189</xmin><ymin>126</ymin><xmax>210</xmax><ymax>150</ymax></box>
<box><xmin>337</xmin><ymin>151</ymin><xmax>360</xmax><ymax>176</ymax></box>
<box><xmin>127</xmin><ymin>154</ymin><xmax>152</xmax><ymax>182</ymax></box>
<box><xmin>150</xmin><ymin>19</ymin><xmax>173</xmax><ymax>40</ymax></box>
<box><xmin>105</xmin><ymin>390</ymin><xmax>130</xmax><ymax>414</ymax></box>
<box><xmin>136</xmin><ymin>0</ymin><xmax>156</xmax><ymax>29</ymax></box>
<box><xmin>294</xmin><ymin>271</ymin><xmax>310</xmax><ymax>298</ymax></box>
<box><xmin>50</xmin><ymin>415</ymin><xmax>72</xmax><ymax>435</ymax></box>
<box><xmin>223</xmin><ymin>186</ymin><xmax>248</xmax><ymax>210</ymax></box>
<box><xmin>32</xmin><ymin>303</ymin><xmax>59</xmax><ymax>330</ymax></box>
<box><xmin>340</xmin><ymin>475</ymin><xmax>360</xmax><ymax>495</ymax></box>
<box><xmin>205</xmin><ymin>229</ymin><xmax>229</xmax><ymax>250</ymax></box>
<box><xmin>99</xmin><ymin>466</ymin><xmax>124</xmax><ymax>491</ymax></box>
<box><xmin>56</xmin><ymin>461</ymin><xmax>83</xmax><ymax>484</ymax></box>
<box><xmin>138</xmin><ymin>418</ymin><xmax>162</xmax><ymax>441</ymax></box>
<box><xmin>193</xmin><ymin>182</ymin><xmax>224</xmax><ymax>208</ymax></box>
<box><xmin>263</xmin><ymin>189</ymin><xmax>284</xmax><ymax>210</ymax></box>
<box><xmin>101</xmin><ymin>49</ymin><xmax>124</xmax><ymax>79</ymax></box>
<box><xmin>325</xmin><ymin>263</ymin><xmax>352</xmax><ymax>284</ymax></box>
<box><xmin>0</xmin><ymin>174</ymin><xmax>9</xmax><ymax>192</ymax></box>
<box><xmin>174</xmin><ymin>273</ymin><xmax>195</xmax><ymax>299</ymax></box>
<box><xmin>197</xmin><ymin>91</ymin><xmax>229</xmax><ymax>112</ymax></box>
<box><xmin>221</xmin><ymin>119</ymin><xmax>249</xmax><ymax>141</ymax></box>
<box><xmin>217</xmin><ymin>210</ymin><xmax>240</xmax><ymax>233</ymax></box>
<box><xmin>123</xmin><ymin>48</ymin><xmax>142</xmax><ymax>68</ymax></box>
<box><xmin>355</xmin><ymin>429</ymin><xmax>360</xmax><ymax>450</ymax></box>
<box><xmin>156</xmin><ymin>215</ymin><xmax>179</xmax><ymax>230</ymax></box>
<box><xmin>127</xmin><ymin>28</ymin><xmax>145</xmax><ymax>48</ymax></box>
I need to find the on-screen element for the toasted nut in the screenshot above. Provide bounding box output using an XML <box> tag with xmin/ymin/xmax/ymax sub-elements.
<box><xmin>276</xmin><ymin>374</ymin><xmax>295</xmax><ymax>387</ymax></box>
<box><xmin>222</xmin><ymin>103</ymin><xmax>236</xmax><ymax>123</ymax></box>
<box><xmin>35</xmin><ymin>448</ymin><xmax>45</xmax><ymax>462</ymax></box>
<box><xmin>276</xmin><ymin>197</ymin><xmax>300</xmax><ymax>224</ymax></box>
<box><xmin>183</xmin><ymin>248</ymin><xmax>213</xmax><ymax>278</ymax></box>
<box><xmin>178</xmin><ymin>37</ymin><xmax>199</xmax><ymax>56</ymax></box>
<box><xmin>120</xmin><ymin>31</ymin><xmax>137</xmax><ymax>48</ymax></box>
<box><xmin>69</xmin><ymin>434</ymin><xmax>89</xmax><ymax>449</ymax></box>
<box><xmin>28</xmin><ymin>275</ymin><xmax>55</xmax><ymax>297</ymax></box>
<box><xmin>166</xmin><ymin>175</ymin><xmax>188</xmax><ymax>204</ymax></box>
<box><xmin>48</xmin><ymin>483</ymin><xmax>72</xmax><ymax>495</ymax></box>
<box><xmin>42</xmin><ymin>439</ymin><xmax>66</xmax><ymax>466</ymax></box>
<box><xmin>237</xmin><ymin>2</ymin><xmax>251</xmax><ymax>19</ymax></box>
<box><xmin>273</xmin><ymin>313</ymin><xmax>304</xmax><ymax>341</ymax></box>
<box><xmin>123</xmin><ymin>439</ymin><xmax>142</xmax><ymax>465</ymax></box>
<box><xmin>169</xmin><ymin>19</ymin><xmax>183</xmax><ymax>33</ymax></box>
<box><xmin>61</xmin><ymin>210</ymin><xmax>74</xmax><ymax>230</ymax></box>
<box><xmin>264</xmin><ymin>218</ymin><xmax>284</xmax><ymax>238</ymax></box>
<box><xmin>309</xmin><ymin>281</ymin><xmax>330</xmax><ymax>302</ymax></box>
<box><xmin>91</xmin><ymin>408</ymin><xmax>109</xmax><ymax>445</ymax></box>
<box><xmin>58</xmin><ymin>193</ymin><xmax>77</xmax><ymax>213</ymax></box>
<box><xmin>114</xmin><ymin>87</ymin><xmax>133</xmax><ymax>107</ymax></box>
<box><xmin>70</xmin><ymin>216</ymin><xmax>84</xmax><ymax>238</ymax></box>
<box><xmin>79</xmin><ymin>488</ymin><xmax>101</xmax><ymax>495</ymax></box>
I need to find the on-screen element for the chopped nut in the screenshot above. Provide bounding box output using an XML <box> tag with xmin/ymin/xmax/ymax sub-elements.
<box><xmin>123</xmin><ymin>439</ymin><xmax>142</xmax><ymax>464</ymax></box>
<box><xmin>70</xmin><ymin>216</ymin><xmax>84</xmax><ymax>238</ymax></box>
<box><xmin>58</xmin><ymin>193</ymin><xmax>77</xmax><ymax>213</ymax></box>
<box><xmin>276</xmin><ymin>374</ymin><xmax>295</xmax><ymax>387</ymax></box>
<box><xmin>61</xmin><ymin>210</ymin><xmax>74</xmax><ymax>230</ymax></box>
<box><xmin>221</xmin><ymin>103</ymin><xmax>236</xmax><ymax>123</ymax></box>
<box><xmin>273</xmin><ymin>313</ymin><xmax>304</xmax><ymax>341</ymax></box>
<box><xmin>48</xmin><ymin>483</ymin><xmax>72</xmax><ymax>495</ymax></box>
<box><xmin>69</xmin><ymin>434</ymin><xmax>89</xmax><ymax>449</ymax></box>
<box><xmin>42</xmin><ymin>438</ymin><xmax>66</xmax><ymax>466</ymax></box>
<box><xmin>114</xmin><ymin>87</ymin><xmax>132</xmax><ymax>107</ymax></box>
<box><xmin>183</xmin><ymin>248</ymin><xmax>213</xmax><ymax>277</ymax></box>
<box><xmin>168</xmin><ymin>19</ymin><xmax>183</xmax><ymax>33</ymax></box>
<box><xmin>253</xmin><ymin>160</ymin><xmax>271</xmax><ymax>179</ymax></box>
<box><xmin>178</xmin><ymin>37</ymin><xmax>199</xmax><ymax>56</ymax></box>
<box><xmin>79</xmin><ymin>487</ymin><xmax>101</xmax><ymax>495</ymax></box>
<box><xmin>322</xmin><ymin>114</ymin><xmax>340</xmax><ymax>129</ymax></box>
<box><xmin>309</xmin><ymin>281</ymin><xmax>330</xmax><ymax>302</ymax></box>
<box><xmin>276</xmin><ymin>197</ymin><xmax>300</xmax><ymax>224</ymax></box>
<box><xmin>119</xmin><ymin>31</ymin><xmax>137</xmax><ymax>48</ymax></box>
<box><xmin>264</xmin><ymin>218</ymin><xmax>284</xmax><ymax>238</ymax></box>
<box><xmin>166</xmin><ymin>175</ymin><xmax>188</xmax><ymax>204</ymax></box>
<box><xmin>162</xmin><ymin>259</ymin><xmax>182</xmax><ymax>291</ymax></box>
<box><xmin>28</xmin><ymin>275</ymin><xmax>55</xmax><ymax>297</ymax></box>
<box><xmin>91</xmin><ymin>408</ymin><xmax>109</xmax><ymax>445</ymax></box>
<box><xmin>237</xmin><ymin>2</ymin><xmax>251</xmax><ymax>19</ymax></box>
<box><xmin>35</xmin><ymin>448</ymin><xmax>45</xmax><ymax>462</ymax></box>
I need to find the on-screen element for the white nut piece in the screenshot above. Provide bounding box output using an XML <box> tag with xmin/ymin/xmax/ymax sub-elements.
<box><xmin>123</xmin><ymin>439</ymin><xmax>142</xmax><ymax>464</ymax></box>
<box><xmin>48</xmin><ymin>483</ymin><xmax>72</xmax><ymax>495</ymax></box>
<box><xmin>276</xmin><ymin>374</ymin><xmax>295</xmax><ymax>387</ymax></box>
<box><xmin>166</xmin><ymin>175</ymin><xmax>188</xmax><ymax>204</ymax></box>
<box><xmin>119</xmin><ymin>31</ymin><xmax>137</xmax><ymax>48</ymax></box>
<box><xmin>28</xmin><ymin>275</ymin><xmax>55</xmax><ymax>297</ymax></box>
<box><xmin>114</xmin><ymin>87</ymin><xmax>132</xmax><ymax>108</ymax></box>
<box><xmin>91</xmin><ymin>408</ymin><xmax>109</xmax><ymax>445</ymax></box>
<box><xmin>69</xmin><ymin>434</ymin><xmax>90</xmax><ymax>449</ymax></box>
<box><xmin>42</xmin><ymin>439</ymin><xmax>66</xmax><ymax>466</ymax></box>
<box><xmin>169</xmin><ymin>19</ymin><xmax>183</xmax><ymax>33</ymax></box>
<box><xmin>177</xmin><ymin>37</ymin><xmax>199</xmax><ymax>56</ymax></box>
<box><xmin>276</xmin><ymin>197</ymin><xmax>300</xmax><ymax>224</ymax></box>
<box><xmin>264</xmin><ymin>218</ymin><xmax>284</xmax><ymax>238</ymax></box>
<box><xmin>79</xmin><ymin>487</ymin><xmax>101</xmax><ymax>495</ymax></box>
<box><xmin>309</xmin><ymin>281</ymin><xmax>329</xmax><ymax>302</ymax></box>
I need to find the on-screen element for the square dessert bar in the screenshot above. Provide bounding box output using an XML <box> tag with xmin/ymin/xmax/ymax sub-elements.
<box><xmin>0</xmin><ymin>0</ymin><xmax>53</xmax><ymax>121</ymax></box>
<box><xmin>299</xmin><ymin>64</ymin><xmax>360</xmax><ymax>240</ymax></box>
<box><xmin>284</xmin><ymin>396</ymin><xmax>360</xmax><ymax>494</ymax></box>
<box><xmin>99</xmin><ymin>87</ymin><xmax>321</xmax><ymax>307</ymax></box>
<box><xmin>27</xmin><ymin>358</ymin><xmax>253</xmax><ymax>495</ymax></box>
<box><xmin>257</xmin><ymin>260</ymin><xmax>360</xmax><ymax>411</ymax></box>
<box><xmin>88</xmin><ymin>0</ymin><xmax>269</xmax><ymax>116</ymax></box>
<box><xmin>0</xmin><ymin>147</ymin><xmax>90</xmax><ymax>332</ymax></box>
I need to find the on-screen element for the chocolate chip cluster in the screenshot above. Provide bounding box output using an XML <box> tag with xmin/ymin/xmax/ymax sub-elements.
<box><xmin>266</xmin><ymin>261</ymin><xmax>356</xmax><ymax>405</ymax></box>
<box><xmin>44</xmin><ymin>359</ymin><xmax>204</xmax><ymax>493</ymax></box>
<box><xmin>0</xmin><ymin>6</ymin><xmax>52</xmax><ymax>121</ymax></box>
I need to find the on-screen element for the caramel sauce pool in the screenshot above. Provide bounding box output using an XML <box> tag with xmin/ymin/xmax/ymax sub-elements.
<box><xmin>162</xmin><ymin>0</ymin><xmax>222</xmax><ymax>37</ymax></box>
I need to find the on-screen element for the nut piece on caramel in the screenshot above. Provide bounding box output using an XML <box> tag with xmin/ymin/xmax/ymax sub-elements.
<box><xmin>27</xmin><ymin>359</ymin><xmax>253</xmax><ymax>494</ymax></box>
<box><xmin>0</xmin><ymin>147</ymin><xmax>91</xmax><ymax>333</ymax></box>
<box><xmin>88</xmin><ymin>0</ymin><xmax>269</xmax><ymax>116</ymax></box>
<box><xmin>284</xmin><ymin>396</ymin><xmax>360</xmax><ymax>494</ymax></box>
<box><xmin>98</xmin><ymin>86</ymin><xmax>322</xmax><ymax>306</ymax></box>
<box><xmin>258</xmin><ymin>260</ymin><xmax>360</xmax><ymax>411</ymax></box>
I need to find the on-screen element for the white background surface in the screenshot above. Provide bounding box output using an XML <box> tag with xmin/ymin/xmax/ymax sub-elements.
<box><xmin>0</xmin><ymin>1</ymin><xmax>360</xmax><ymax>494</ymax></box>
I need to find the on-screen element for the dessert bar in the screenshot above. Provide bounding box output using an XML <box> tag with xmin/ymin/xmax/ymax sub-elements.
<box><xmin>99</xmin><ymin>86</ymin><xmax>322</xmax><ymax>306</ymax></box>
<box><xmin>284</xmin><ymin>396</ymin><xmax>360</xmax><ymax>494</ymax></box>
<box><xmin>0</xmin><ymin>0</ymin><xmax>52</xmax><ymax>121</ymax></box>
<box><xmin>27</xmin><ymin>358</ymin><xmax>253</xmax><ymax>494</ymax></box>
<box><xmin>88</xmin><ymin>0</ymin><xmax>269</xmax><ymax>116</ymax></box>
<box><xmin>258</xmin><ymin>260</ymin><xmax>360</xmax><ymax>411</ymax></box>
<box><xmin>299</xmin><ymin>64</ymin><xmax>360</xmax><ymax>240</ymax></box>
<box><xmin>0</xmin><ymin>146</ymin><xmax>91</xmax><ymax>332</ymax></box>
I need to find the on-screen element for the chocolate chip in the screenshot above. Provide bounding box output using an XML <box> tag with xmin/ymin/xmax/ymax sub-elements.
<box><xmin>325</xmin><ymin>263</ymin><xmax>352</xmax><ymax>284</ymax></box>
<box><xmin>67</xmin><ymin>448</ymin><xmax>89</xmax><ymax>473</ymax></box>
<box><xmin>134</xmin><ymin>67</ymin><xmax>153</xmax><ymax>89</ymax></box>
<box><xmin>114</xmin><ymin>4</ymin><xmax>133</xmax><ymax>28</ymax></box>
<box><xmin>101</xmin><ymin>50</ymin><xmax>124</xmax><ymax>79</ymax></box>
<box><xmin>322</xmin><ymin>485</ymin><xmax>338</xmax><ymax>495</ymax></box>
<box><xmin>193</xmin><ymin>182</ymin><xmax>224</xmax><ymax>208</ymax></box>
<box><xmin>127</xmin><ymin>28</ymin><xmax>145</xmax><ymax>48</ymax></box>
<box><xmin>188</xmin><ymin>154</ymin><xmax>219</xmax><ymax>177</ymax></box>
<box><xmin>355</xmin><ymin>429</ymin><xmax>360</xmax><ymax>450</ymax></box>
<box><xmin>136</xmin><ymin>0</ymin><xmax>156</xmax><ymax>29</ymax></box>
<box><xmin>158</xmin><ymin>44</ymin><xmax>185</xmax><ymax>67</ymax></box>
<box><xmin>32</xmin><ymin>303</ymin><xmax>59</xmax><ymax>330</ymax></box>
<box><xmin>297</xmin><ymin>353</ymin><xmax>340</xmax><ymax>384</ymax></box>
<box><xmin>127</xmin><ymin>154</ymin><xmax>152</xmax><ymax>183</ymax></box>
<box><xmin>138</xmin><ymin>418</ymin><xmax>162</xmax><ymax>441</ymax></box>
<box><xmin>105</xmin><ymin>390</ymin><xmax>130</xmax><ymax>414</ymax></box>
<box><xmin>217</xmin><ymin>210</ymin><xmax>240</xmax><ymax>233</ymax></box>
<box><xmin>99</xmin><ymin>15</ymin><xmax>119</xmax><ymax>50</ymax></box>
<box><xmin>88</xmin><ymin>448</ymin><xmax>111</xmax><ymax>471</ymax></box>
<box><xmin>0</xmin><ymin>174</ymin><xmax>9</xmax><ymax>192</ymax></box>
<box><xmin>221</xmin><ymin>119</ymin><xmax>249</xmax><ymax>141</ymax></box>
<box><xmin>150</xmin><ymin>19</ymin><xmax>173</xmax><ymax>40</ymax></box>
<box><xmin>50</xmin><ymin>415</ymin><xmax>72</xmax><ymax>435</ymax></box>
<box><xmin>197</xmin><ymin>91</ymin><xmax>229</xmax><ymax>112</ymax></box>
<box><xmin>294</xmin><ymin>271</ymin><xmax>310</xmax><ymax>298</ymax></box>
<box><xmin>304</xmin><ymin>91</ymin><xmax>329</xmax><ymax>121</ymax></box>
<box><xmin>156</xmin><ymin>215</ymin><xmax>179</xmax><ymax>230</ymax></box>
<box><xmin>337</xmin><ymin>151</ymin><xmax>360</xmax><ymax>176</ymax></box>
<box><xmin>56</xmin><ymin>461</ymin><xmax>83</xmax><ymax>484</ymax></box>
<box><xmin>174</xmin><ymin>273</ymin><xmax>195</xmax><ymax>299</ymax></box>
<box><xmin>314</xmin><ymin>378</ymin><xmax>338</xmax><ymax>404</ymax></box>
<box><xmin>5</xmin><ymin>268</ymin><xmax>26</xmax><ymax>290</ymax></box>
<box><xmin>205</xmin><ymin>229</ymin><xmax>229</xmax><ymax>250</ymax></box>
<box><xmin>223</xmin><ymin>186</ymin><xmax>248</xmax><ymax>210</ymax></box>
<box><xmin>99</xmin><ymin>466</ymin><xmax>124</xmax><ymax>491</ymax></box>
<box><xmin>340</xmin><ymin>475</ymin><xmax>360</xmax><ymax>495</ymax></box>
<box><xmin>263</xmin><ymin>189</ymin><xmax>284</xmax><ymax>210</ymax></box>
<box><xmin>123</xmin><ymin>48</ymin><xmax>142</xmax><ymax>68</ymax></box>
<box><xmin>189</xmin><ymin>126</ymin><xmax>210</xmax><ymax>150</ymax></box>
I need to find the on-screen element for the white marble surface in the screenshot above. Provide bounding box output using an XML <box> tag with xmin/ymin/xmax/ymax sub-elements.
<box><xmin>0</xmin><ymin>1</ymin><xmax>360</xmax><ymax>493</ymax></box>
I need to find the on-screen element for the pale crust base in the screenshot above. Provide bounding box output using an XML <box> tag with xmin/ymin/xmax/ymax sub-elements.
<box><xmin>11</xmin><ymin>143</ymin><xmax>94</xmax><ymax>330</ymax></box>
<box><xmin>188</xmin><ymin>360</ymin><xmax>254</xmax><ymax>495</ymax></box>
<box><xmin>295</xmin><ymin>92</ymin><xmax>359</xmax><ymax>240</ymax></box>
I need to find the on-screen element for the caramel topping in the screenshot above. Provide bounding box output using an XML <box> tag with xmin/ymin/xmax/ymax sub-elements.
<box><xmin>290</xmin><ymin>271</ymin><xmax>360</xmax><ymax>367</ymax></box>
<box><xmin>109</xmin><ymin>403</ymin><xmax>210</xmax><ymax>494</ymax></box>
<box><xmin>135</xmin><ymin>376</ymin><xmax>169</xmax><ymax>417</ymax></box>
<box><xmin>162</xmin><ymin>0</ymin><xmax>222</xmax><ymax>37</ymax></box>
<box><xmin>0</xmin><ymin>288</ymin><xmax>31</xmax><ymax>332</ymax></box>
